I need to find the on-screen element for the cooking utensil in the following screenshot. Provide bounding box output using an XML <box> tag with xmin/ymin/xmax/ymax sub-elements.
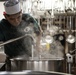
<box><xmin>0</xmin><ymin>34</ymin><xmax>34</xmax><ymax>46</ymax></box>
<box><xmin>10</xmin><ymin>57</ymin><xmax>64</xmax><ymax>71</ymax></box>
<box><xmin>66</xmin><ymin>16</ymin><xmax>75</xmax><ymax>43</ymax></box>
<box><xmin>0</xmin><ymin>70</ymin><xmax>72</xmax><ymax>75</ymax></box>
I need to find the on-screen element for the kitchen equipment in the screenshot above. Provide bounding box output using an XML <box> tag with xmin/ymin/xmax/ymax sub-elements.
<box><xmin>66</xmin><ymin>34</ymin><xmax>75</xmax><ymax>43</ymax></box>
<box><xmin>10</xmin><ymin>57</ymin><xmax>64</xmax><ymax>71</ymax></box>
<box><xmin>0</xmin><ymin>70</ymin><xmax>73</xmax><ymax>75</ymax></box>
<box><xmin>0</xmin><ymin>34</ymin><xmax>34</xmax><ymax>46</ymax></box>
<box><xmin>66</xmin><ymin>16</ymin><xmax>75</xmax><ymax>43</ymax></box>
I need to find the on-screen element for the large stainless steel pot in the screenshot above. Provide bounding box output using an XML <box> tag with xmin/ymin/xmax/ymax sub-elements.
<box><xmin>10</xmin><ymin>57</ymin><xmax>64</xmax><ymax>71</ymax></box>
<box><xmin>0</xmin><ymin>70</ymin><xmax>73</xmax><ymax>75</ymax></box>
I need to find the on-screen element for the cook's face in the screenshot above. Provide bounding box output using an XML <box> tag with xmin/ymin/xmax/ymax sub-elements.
<box><xmin>6</xmin><ymin>11</ymin><xmax>22</xmax><ymax>26</ymax></box>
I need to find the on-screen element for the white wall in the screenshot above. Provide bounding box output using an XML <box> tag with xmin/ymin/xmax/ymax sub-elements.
<box><xmin>0</xmin><ymin>2</ymin><xmax>4</xmax><ymax>20</ymax></box>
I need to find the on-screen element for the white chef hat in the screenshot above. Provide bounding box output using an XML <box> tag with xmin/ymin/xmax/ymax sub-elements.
<box><xmin>4</xmin><ymin>0</ymin><xmax>21</xmax><ymax>15</ymax></box>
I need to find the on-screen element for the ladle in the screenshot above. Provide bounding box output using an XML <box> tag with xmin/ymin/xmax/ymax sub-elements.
<box><xmin>66</xmin><ymin>16</ymin><xmax>75</xmax><ymax>43</ymax></box>
<box><xmin>0</xmin><ymin>34</ymin><xmax>34</xmax><ymax>46</ymax></box>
